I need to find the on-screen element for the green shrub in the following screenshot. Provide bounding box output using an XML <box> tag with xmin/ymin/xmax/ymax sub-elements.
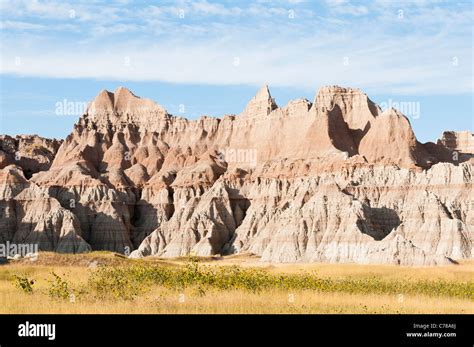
<box><xmin>88</xmin><ymin>266</ymin><xmax>148</xmax><ymax>300</ymax></box>
<box><xmin>12</xmin><ymin>275</ymin><xmax>35</xmax><ymax>294</ymax></box>
<box><xmin>48</xmin><ymin>272</ymin><xmax>73</xmax><ymax>300</ymax></box>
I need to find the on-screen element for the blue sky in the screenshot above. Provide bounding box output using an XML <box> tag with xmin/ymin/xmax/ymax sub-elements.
<box><xmin>0</xmin><ymin>0</ymin><xmax>472</xmax><ymax>142</ymax></box>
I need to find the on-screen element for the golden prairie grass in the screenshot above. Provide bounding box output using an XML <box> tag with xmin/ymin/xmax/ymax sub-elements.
<box><xmin>0</xmin><ymin>252</ymin><xmax>472</xmax><ymax>314</ymax></box>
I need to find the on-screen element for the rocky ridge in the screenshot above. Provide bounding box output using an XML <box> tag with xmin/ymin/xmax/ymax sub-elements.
<box><xmin>0</xmin><ymin>85</ymin><xmax>472</xmax><ymax>265</ymax></box>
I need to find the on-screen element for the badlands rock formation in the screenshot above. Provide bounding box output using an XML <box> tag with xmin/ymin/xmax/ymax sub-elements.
<box><xmin>0</xmin><ymin>85</ymin><xmax>472</xmax><ymax>265</ymax></box>
<box><xmin>0</xmin><ymin>135</ymin><xmax>61</xmax><ymax>178</ymax></box>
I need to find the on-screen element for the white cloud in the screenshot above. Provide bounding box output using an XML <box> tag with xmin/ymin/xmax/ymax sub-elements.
<box><xmin>191</xmin><ymin>1</ymin><xmax>242</xmax><ymax>16</ymax></box>
<box><xmin>325</xmin><ymin>0</ymin><xmax>368</xmax><ymax>16</ymax></box>
<box><xmin>0</xmin><ymin>20</ymin><xmax>46</xmax><ymax>30</ymax></box>
<box><xmin>0</xmin><ymin>0</ymin><xmax>471</xmax><ymax>95</ymax></box>
<box><xmin>333</xmin><ymin>4</ymin><xmax>368</xmax><ymax>16</ymax></box>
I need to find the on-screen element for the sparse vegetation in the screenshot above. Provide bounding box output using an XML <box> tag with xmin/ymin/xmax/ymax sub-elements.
<box><xmin>12</xmin><ymin>274</ymin><xmax>35</xmax><ymax>294</ymax></box>
<box><xmin>1</xmin><ymin>252</ymin><xmax>473</xmax><ymax>314</ymax></box>
<box><xmin>87</xmin><ymin>259</ymin><xmax>474</xmax><ymax>301</ymax></box>
<box><xmin>48</xmin><ymin>272</ymin><xmax>73</xmax><ymax>300</ymax></box>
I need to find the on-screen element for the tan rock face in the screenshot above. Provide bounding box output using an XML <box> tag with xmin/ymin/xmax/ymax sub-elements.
<box><xmin>0</xmin><ymin>135</ymin><xmax>62</xmax><ymax>178</ymax></box>
<box><xmin>0</xmin><ymin>165</ymin><xmax>90</xmax><ymax>253</ymax></box>
<box><xmin>437</xmin><ymin>131</ymin><xmax>474</xmax><ymax>162</ymax></box>
<box><xmin>1</xmin><ymin>85</ymin><xmax>472</xmax><ymax>264</ymax></box>
<box><xmin>241</xmin><ymin>85</ymin><xmax>278</xmax><ymax>118</ymax></box>
<box><xmin>358</xmin><ymin>108</ymin><xmax>436</xmax><ymax>168</ymax></box>
<box><xmin>314</xmin><ymin>85</ymin><xmax>379</xmax><ymax>132</ymax></box>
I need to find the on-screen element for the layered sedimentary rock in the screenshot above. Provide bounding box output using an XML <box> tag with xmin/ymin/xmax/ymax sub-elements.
<box><xmin>437</xmin><ymin>131</ymin><xmax>474</xmax><ymax>161</ymax></box>
<box><xmin>0</xmin><ymin>135</ymin><xmax>62</xmax><ymax>178</ymax></box>
<box><xmin>0</xmin><ymin>165</ymin><xmax>90</xmax><ymax>252</ymax></box>
<box><xmin>0</xmin><ymin>85</ymin><xmax>472</xmax><ymax>265</ymax></box>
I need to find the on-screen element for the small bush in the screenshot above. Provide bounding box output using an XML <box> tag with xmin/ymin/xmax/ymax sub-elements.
<box><xmin>88</xmin><ymin>266</ymin><xmax>148</xmax><ymax>300</ymax></box>
<box><xmin>48</xmin><ymin>272</ymin><xmax>72</xmax><ymax>300</ymax></box>
<box><xmin>13</xmin><ymin>275</ymin><xmax>35</xmax><ymax>294</ymax></box>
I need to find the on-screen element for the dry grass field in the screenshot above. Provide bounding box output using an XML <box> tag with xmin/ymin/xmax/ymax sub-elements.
<box><xmin>0</xmin><ymin>252</ymin><xmax>472</xmax><ymax>314</ymax></box>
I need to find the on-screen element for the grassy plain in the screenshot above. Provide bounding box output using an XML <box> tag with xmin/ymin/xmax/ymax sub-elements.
<box><xmin>0</xmin><ymin>252</ymin><xmax>472</xmax><ymax>314</ymax></box>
